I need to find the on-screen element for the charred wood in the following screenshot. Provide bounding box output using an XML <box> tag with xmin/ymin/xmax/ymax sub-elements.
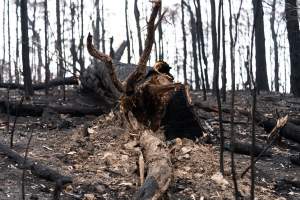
<box><xmin>0</xmin><ymin>77</ymin><xmax>78</xmax><ymax>90</ymax></box>
<box><xmin>0</xmin><ymin>142</ymin><xmax>72</xmax><ymax>185</ymax></box>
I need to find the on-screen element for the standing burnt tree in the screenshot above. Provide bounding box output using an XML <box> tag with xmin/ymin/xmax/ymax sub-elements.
<box><xmin>20</xmin><ymin>0</ymin><xmax>33</xmax><ymax>96</ymax></box>
<box><xmin>134</xmin><ymin>0</ymin><xmax>143</xmax><ymax>56</ymax></box>
<box><xmin>184</xmin><ymin>1</ymin><xmax>200</xmax><ymax>90</ymax></box>
<box><xmin>285</xmin><ymin>0</ymin><xmax>300</xmax><ymax>96</ymax></box>
<box><xmin>56</xmin><ymin>0</ymin><xmax>64</xmax><ymax>78</ymax></box>
<box><xmin>252</xmin><ymin>0</ymin><xmax>269</xmax><ymax>91</ymax></box>
<box><xmin>181</xmin><ymin>0</ymin><xmax>187</xmax><ymax>84</ymax></box>
<box><xmin>270</xmin><ymin>0</ymin><xmax>279</xmax><ymax>92</ymax></box>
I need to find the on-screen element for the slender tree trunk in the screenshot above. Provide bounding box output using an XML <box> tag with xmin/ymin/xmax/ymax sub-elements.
<box><xmin>32</xmin><ymin>0</ymin><xmax>42</xmax><ymax>83</ymax></box>
<box><xmin>181</xmin><ymin>0</ymin><xmax>187</xmax><ymax>84</ymax></box>
<box><xmin>20</xmin><ymin>0</ymin><xmax>33</xmax><ymax>96</ymax></box>
<box><xmin>7</xmin><ymin>0</ymin><xmax>12</xmax><ymax>83</ymax></box>
<box><xmin>270</xmin><ymin>0</ymin><xmax>279</xmax><ymax>92</ymax></box>
<box><xmin>193</xmin><ymin>0</ymin><xmax>207</xmax><ymax>99</ymax></box>
<box><xmin>94</xmin><ymin>0</ymin><xmax>100</xmax><ymax>50</ymax></box>
<box><xmin>1</xmin><ymin>0</ymin><xmax>6</xmax><ymax>83</ymax></box>
<box><xmin>221</xmin><ymin>2</ymin><xmax>226</xmax><ymax>102</ymax></box>
<box><xmin>210</xmin><ymin>0</ymin><xmax>218</xmax><ymax>93</ymax></box>
<box><xmin>195</xmin><ymin>0</ymin><xmax>209</xmax><ymax>90</ymax></box>
<box><xmin>78</xmin><ymin>0</ymin><xmax>85</xmax><ymax>73</ymax></box>
<box><xmin>70</xmin><ymin>2</ymin><xmax>77</xmax><ymax>75</ymax></box>
<box><xmin>285</xmin><ymin>0</ymin><xmax>300</xmax><ymax>96</ymax></box>
<box><xmin>184</xmin><ymin>2</ymin><xmax>200</xmax><ymax>90</ymax></box>
<box><xmin>44</xmin><ymin>0</ymin><xmax>50</xmax><ymax>94</ymax></box>
<box><xmin>228</xmin><ymin>0</ymin><xmax>239</xmax><ymax>197</ymax></box>
<box><xmin>15</xmin><ymin>0</ymin><xmax>20</xmax><ymax>84</ymax></box>
<box><xmin>101</xmin><ymin>0</ymin><xmax>106</xmax><ymax>53</ymax></box>
<box><xmin>252</xmin><ymin>0</ymin><xmax>269</xmax><ymax>91</ymax></box>
<box><xmin>125</xmin><ymin>0</ymin><xmax>131</xmax><ymax>64</ymax></box>
<box><xmin>134</xmin><ymin>0</ymin><xmax>143</xmax><ymax>56</ymax></box>
<box><xmin>56</xmin><ymin>0</ymin><xmax>64</xmax><ymax>78</ymax></box>
<box><xmin>158</xmin><ymin>7</ymin><xmax>164</xmax><ymax>60</ymax></box>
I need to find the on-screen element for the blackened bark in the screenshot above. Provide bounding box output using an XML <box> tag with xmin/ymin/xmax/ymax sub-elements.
<box><xmin>253</xmin><ymin>0</ymin><xmax>269</xmax><ymax>91</ymax></box>
<box><xmin>181</xmin><ymin>0</ymin><xmax>187</xmax><ymax>84</ymax></box>
<box><xmin>94</xmin><ymin>0</ymin><xmax>101</xmax><ymax>50</ymax></box>
<box><xmin>20</xmin><ymin>0</ymin><xmax>33</xmax><ymax>96</ymax></box>
<box><xmin>285</xmin><ymin>0</ymin><xmax>300</xmax><ymax>96</ymax></box>
<box><xmin>70</xmin><ymin>2</ymin><xmax>77</xmax><ymax>75</ymax></box>
<box><xmin>221</xmin><ymin>3</ymin><xmax>226</xmax><ymax>102</ymax></box>
<box><xmin>184</xmin><ymin>2</ymin><xmax>200</xmax><ymax>90</ymax></box>
<box><xmin>78</xmin><ymin>0</ymin><xmax>85</xmax><ymax>73</ymax></box>
<box><xmin>270</xmin><ymin>0</ymin><xmax>279</xmax><ymax>92</ymax></box>
<box><xmin>158</xmin><ymin>8</ymin><xmax>164</xmax><ymax>60</ymax></box>
<box><xmin>125</xmin><ymin>0</ymin><xmax>131</xmax><ymax>64</ymax></box>
<box><xmin>56</xmin><ymin>0</ymin><xmax>64</xmax><ymax>78</ymax></box>
<box><xmin>7</xmin><ymin>0</ymin><xmax>12</xmax><ymax>83</ymax></box>
<box><xmin>210</xmin><ymin>0</ymin><xmax>218</xmax><ymax>93</ymax></box>
<box><xmin>1</xmin><ymin>0</ymin><xmax>5</xmax><ymax>83</ymax></box>
<box><xmin>101</xmin><ymin>0</ymin><xmax>106</xmax><ymax>53</ymax></box>
<box><xmin>15</xmin><ymin>0</ymin><xmax>20</xmax><ymax>84</ymax></box>
<box><xmin>134</xmin><ymin>0</ymin><xmax>143</xmax><ymax>56</ymax></box>
<box><xmin>44</xmin><ymin>0</ymin><xmax>50</xmax><ymax>94</ymax></box>
<box><xmin>195</xmin><ymin>0</ymin><xmax>209</xmax><ymax>90</ymax></box>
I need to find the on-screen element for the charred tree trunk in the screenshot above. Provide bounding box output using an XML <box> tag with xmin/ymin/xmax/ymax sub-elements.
<box><xmin>20</xmin><ymin>0</ymin><xmax>33</xmax><ymax>97</ymax></box>
<box><xmin>125</xmin><ymin>0</ymin><xmax>131</xmax><ymax>64</ymax></box>
<box><xmin>158</xmin><ymin>8</ymin><xmax>164</xmax><ymax>60</ymax></box>
<box><xmin>285</xmin><ymin>0</ymin><xmax>300</xmax><ymax>96</ymax></box>
<box><xmin>101</xmin><ymin>0</ymin><xmax>106</xmax><ymax>53</ymax></box>
<box><xmin>70</xmin><ymin>2</ymin><xmax>77</xmax><ymax>75</ymax></box>
<box><xmin>7</xmin><ymin>0</ymin><xmax>12</xmax><ymax>83</ymax></box>
<box><xmin>78</xmin><ymin>0</ymin><xmax>85</xmax><ymax>73</ymax></box>
<box><xmin>134</xmin><ymin>0</ymin><xmax>143</xmax><ymax>56</ymax></box>
<box><xmin>210</xmin><ymin>0</ymin><xmax>218</xmax><ymax>93</ymax></box>
<box><xmin>94</xmin><ymin>0</ymin><xmax>101</xmax><ymax>50</ymax></box>
<box><xmin>1</xmin><ymin>0</ymin><xmax>6</xmax><ymax>83</ymax></box>
<box><xmin>195</xmin><ymin>0</ymin><xmax>209</xmax><ymax>91</ymax></box>
<box><xmin>181</xmin><ymin>0</ymin><xmax>187</xmax><ymax>84</ymax></box>
<box><xmin>44</xmin><ymin>0</ymin><xmax>50</xmax><ymax>94</ymax></box>
<box><xmin>56</xmin><ymin>0</ymin><xmax>64</xmax><ymax>78</ymax></box>
<box><xmin>184</xmin><ymin>2</ymin><xmax>200</xmax><ymax>90</ymax></box>
<box><xmin>270</xmin><ymin>0</ymin><xmax>279</xmax><ymax>92</ymax></box>
<box><xmin>253</xmin><ymin>0</ymin><xmax>269</xmax><ymax>92</ymax></box>
<box><xmin>221</xmin><ymin>3</ymin><xmax>226</xmax><ymax>102</ymax></box>
<box><xmin>15</xmin><ymin>0</ymin><xmax>20</xmax><ymax>84</ymax></box>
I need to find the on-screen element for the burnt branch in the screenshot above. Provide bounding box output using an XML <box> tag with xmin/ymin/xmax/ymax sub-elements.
<box><xmin>87</xmin><ymin>33</ymin><xmax>124</xmax><ymax>92</ymax></box>
<box><xmin>125</xmin><ymin>0</ymin><xmax>162</xmax><ymax>95</ymax></box>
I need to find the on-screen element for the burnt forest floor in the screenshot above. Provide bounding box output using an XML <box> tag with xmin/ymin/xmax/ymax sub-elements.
<box><xmin>0</xmin><ymin>89</ymin><xmax>299</xmax><ymax>199</ymax></box>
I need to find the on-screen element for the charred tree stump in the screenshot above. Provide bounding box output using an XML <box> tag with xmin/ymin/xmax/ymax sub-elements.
<box><xmin>86</xmin><ymin>1</ymin><xmax>204</xmax><ymax>198</ymax></box>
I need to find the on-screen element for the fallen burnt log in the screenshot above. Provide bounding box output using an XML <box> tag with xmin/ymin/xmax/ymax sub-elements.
<box><xmin>256</xmin><ymin>115</ymin><xmax>300</xmax><ymax>144</ymax></box>
<box><xmin>0</xmin><ymin>100</ymin><xmax>104</xmax><ymax>117</ymax></box>
<box><xmin>290</xmin><ymin>154</ymin><xmax>300</xmax><ymax>166</ymax></box>
<box><xmin>0</xmin><ymin>100</ymin><xmax>44</xmax><ymax>116</ymax></box>
<box><xmin>0</xmin><ymin>142</ymin><xmax>72</xmax><ymax>185</ymax></box>
<box><xmin>135</xmin><ymin>130</ymin><xmax>172</xmax><ymax>200</ymax></box>
<box><xmin>0</xmin><ymin>76</ymin><xmax>78</xmax><ymax>90</ymax></box>
<box><xmin>194</xmin><ymin>102</ymin><xmax>300</xmax><ymax>144</ymax></box>
<box><xmin>224</xmin><ymin>142</ymin><xmax>272</xmax><ymax>157</ymax></box>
